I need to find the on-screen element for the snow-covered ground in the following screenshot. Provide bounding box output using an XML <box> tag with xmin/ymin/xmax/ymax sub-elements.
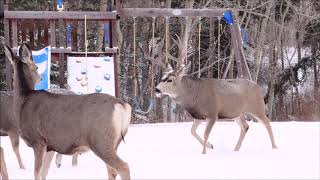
<box><xmin>1</xmin><ymin>121</ymin><xmax>320</xmax><ymax>179</ymax></box>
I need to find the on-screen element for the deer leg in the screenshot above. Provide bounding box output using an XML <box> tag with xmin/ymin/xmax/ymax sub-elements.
<box><xmin>107</xmin><ymin>164</ymin><xmax>118</xmax><ymax>180</ymax></box>
<box><xmin>259</xmin><ymin>115</ymin><xmax>277</xmax><ymax>149</ymax></box>
<box><xmin>91</xmin><ymin>141</ymin><xmax>130</xmax><ymax>180</ymax></box>
<box><xmin>55</xmin><ymin>153</ymin><xmax>62</xmax><ymax>168</ymax></box>
<box><xmin>95</xmin><ymin>151</ymin><xmax>130</xmax><ymax>180</ymax></box>
<box><xmin>234</xmin><ymin>114</ymin><xmax>249</xmax><ymax>151</ymax></box>
<box><xmin>41</xmin><ymin>151</ymin><xmax>55</xmax><ymax>180</ymax></box>
<box><xmin>191</xmin><ymin>120</ymin><xmax>213</xmax><ymax>149</ymax></box>
<box><xmin>0</xmin><ymin>147</ymin><xmax>9</xmax><ymax>180</ymax></box>
<box><xmin>33</xmin><ymin>144</ymin><xmax>46</xmax><ymax>180</ymax></box>
<box><xmin>8</xmin><ymin>132</ymin><xmax>25</xmax><ymax>169</ymax></box>
<box><xmin>250</xmin><ymin>114</ymin><xmax>277</xmax><ymax>149</ymax></box>
<box><xmin>72</xmin><ymin>153</ymin><xmax>79</xmax><ymax>166</ymax></box>
<box><xmin>202</xmin><ymin>118</ymin><xmax>216</xmax><ymax>154</ymax></box>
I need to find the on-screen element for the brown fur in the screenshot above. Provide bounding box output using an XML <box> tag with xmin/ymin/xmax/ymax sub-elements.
<box><xmin>0</xmin><ymin>91</ymin><xmax>25</xmax><ymax>169</ymax></box>
<box><xmin>5</xmin><ymin>43</ymin><xmax>131</xmax><ymax>180</ymax></box>
<box><xmin>156</xmin><ymin>63</ymin><xmax>277</xmax><ymax>154</ymax></box>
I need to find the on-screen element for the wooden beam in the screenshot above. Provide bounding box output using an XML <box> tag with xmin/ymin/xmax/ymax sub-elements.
<box><xmin>70</xmin><ymin>48</ymin><xmax>118</xmax><ymax>54</ymax></box>
<box><xmin>119</xmin><ymin>8</ymin><xmax>226</xmax><ymax>17</ymax></box>
<box><xmin>4</xmin><ymin>11</ymin><xmax>118</xmax><ymax>20</ymax></box>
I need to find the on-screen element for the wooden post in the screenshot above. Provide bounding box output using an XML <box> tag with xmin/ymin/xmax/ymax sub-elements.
<box><xmin>0</xmin><ymin>0</ymin><xmax>3</xmax><ymax>18</ymax></box>
<box><xmin>11</xmin><ymin>18</ymin><xmax>18</xmax><ymax>47</ymax></box>
<box><xmin>230</xmin><ymin>24</ymin><xmax>243</xmax><ymax>78</ymax></box>
<box><xmin>111</xmin><ymin>1</ymin><xmax>119</xmax><ymax>98</ymax></box>
<box><xmin>58</xmin><ymin>17</ymin><xmax>65</xmax><ymax>87</ymax></box>
<box><xmin>72</xmin><ymin>20</ymin><xmax>78</xmax><ymax>51</ymax></box>
<box><xmin>233</xmin><ymin>16</ymin><xmax>252</xmax><ymax>80</ymax></box>
<box><xmin>4</xmin><ymin>1</ymin><xmax>13</xmax><ymax>90</ymax></box>
<box><xmin>43</xmin><ymin>20</ymin><xmax>49</xmax><ymax>46</ymax></box>
<box><xmin>21</xmin><ymin>19</ymin><xmax>27</xmax><ymax>43</ymax></box>
<box><xmin>49</xmin><ymin>20</ymin><xmax>56</xmax><ymax>48</ymax></box>
<box><xmin>29</xmin><ymin>19</ymin><xmax>34</xmax><ymax>49</ymax></box>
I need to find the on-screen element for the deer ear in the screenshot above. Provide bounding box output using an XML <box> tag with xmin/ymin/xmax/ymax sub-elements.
<box><xmin>4</xmin><ymin>45</ymin><xmax>14</xmax><ymax>65</ymax></box>
<box><xmin>19</xmin><ymin>43</ymin><xmax>33</xmax><ymax>63</ymax></box>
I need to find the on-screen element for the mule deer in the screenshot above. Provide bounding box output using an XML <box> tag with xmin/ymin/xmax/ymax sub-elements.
<box><xmin>45</xmin><ymin>88</ymin><xmax>80</xmax><ymax>168</ymax></box>
<box><xmin>155</xmin><ymin>63</ymin><xmax>277</xmax><ymax>154</ymax></box>
<box><xmin>5</xmin><ymin>43</ymin><xmax>132</xmax><ymax>180</ymax></box>
<box><xmin>0</xmin><ymin>91</ymin><xmax>25</xmax><ymax>169</ymax></box>
<box><xmin>0</xmin><ymin>147</ymin><xmax>9</xmax><ymax>180</ymax></box>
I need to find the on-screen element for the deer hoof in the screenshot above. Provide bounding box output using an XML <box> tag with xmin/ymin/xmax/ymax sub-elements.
<box><xmin>207</xmin><ymin>143</ymin><xmax>213</xmax><ymax>149</ymax></box>
<box><xmin>20</xmin><ymin>165</ymin><xmax>26</xmax><ymax>169</ymax></box>
<box><xmin>202</xmin><ymin>150</ymin><xmax>207</xmax><ymax>154</ymax></box>
<box><xmin>56</xmin><ymin>163</ymin><xmax>61</xmax><ymax>168</ymax></box>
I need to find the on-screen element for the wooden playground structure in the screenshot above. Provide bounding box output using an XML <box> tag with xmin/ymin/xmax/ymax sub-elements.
<box><xmin>3</xmin><ymin>0</ymin><xmax>252</xmax><ymax>98</ymax></box>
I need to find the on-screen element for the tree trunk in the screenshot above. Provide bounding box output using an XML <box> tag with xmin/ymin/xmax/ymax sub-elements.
<box><xmin>253</xmin><ymin>2</ymin><xmax>273</xmax><ymax>82</ymax></box>
<box><xmin>268</xmin><ymin>45</ymin><xmax>277</xmax><ymax>120</ymax></box>
<box><xmin>312</xmin><ymin>45</ymin><xmax>319</xmax><ymax>119</ymax></box>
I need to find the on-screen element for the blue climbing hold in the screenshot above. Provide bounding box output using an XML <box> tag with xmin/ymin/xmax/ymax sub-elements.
<box><xmin>95</xmin><ymin>86</ymin><xmax>102</xmax><ymax>93</ymax></box>
<box><xmin>223</xmin><ymin>10</ymin><xmax>234</xmax><ymax>25</ymax></box>
<box><xmin>104</xmin><ymin>74</ymin><xmax>111</xmax><ymax>80</ymax></box>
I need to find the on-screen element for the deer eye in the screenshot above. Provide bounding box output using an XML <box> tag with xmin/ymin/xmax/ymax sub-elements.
<box><xmin>167</xmin><ymin>79</ymin><xmax>172</xmax><ymax>82</ymax></box>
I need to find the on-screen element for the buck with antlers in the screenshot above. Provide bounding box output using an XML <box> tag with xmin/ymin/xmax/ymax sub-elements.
<box><xmin>4</xmin><ymin>43</ymin><xmax>132</xmax><ymax>180</ymax></box>
<box><xmin>155</xmin><ymin>62</ymin><xmax>277</xmax><ymax>154</ymax></box>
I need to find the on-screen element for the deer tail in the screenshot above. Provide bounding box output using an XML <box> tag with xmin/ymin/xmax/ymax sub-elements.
<box><xmin>120</xmin><ymin>102</ymin><xmax>132</xmax><ymax>143</ymax></box>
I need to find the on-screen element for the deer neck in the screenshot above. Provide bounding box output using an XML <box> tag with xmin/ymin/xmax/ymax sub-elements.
<box><xmin>12</xmin><ymin>61</ymin><xmax>35</xmax><ymax>98</ymax></box>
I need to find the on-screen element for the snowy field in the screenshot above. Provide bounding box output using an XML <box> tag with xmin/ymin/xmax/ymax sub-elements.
<box><xmin>1</xmin><ymin>121</ymin><xmax>320</xmax><ymax>179</ymax></box>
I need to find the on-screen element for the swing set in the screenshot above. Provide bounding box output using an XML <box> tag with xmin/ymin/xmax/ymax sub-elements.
<box><xmin>4</xmin><ymin>0</ymin><xmax>251</xmax><ymax>114</ymax></box>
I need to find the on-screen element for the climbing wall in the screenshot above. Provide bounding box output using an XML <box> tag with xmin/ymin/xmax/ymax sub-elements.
<box><xmin>67</xmin><ymin>56</ymin><xmax>115</xmax><ymax>96</ymax></box>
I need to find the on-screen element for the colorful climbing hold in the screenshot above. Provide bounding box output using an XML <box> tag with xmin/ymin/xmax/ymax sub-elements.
<box><xmin>104</xmin><ymin>74</ymin><xmax>111</xmax><ymax>80</ymax></box>
<box><xmin>95</xmin><ymin>86</ymin><xmax>102</xmax><ymax>93</ymax></box>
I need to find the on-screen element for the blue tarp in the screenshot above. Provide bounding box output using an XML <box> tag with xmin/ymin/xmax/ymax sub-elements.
<box><xmin>32</xmin><ymin>47</ymin><xmax>51</xmax><ymax>90</ymax></box>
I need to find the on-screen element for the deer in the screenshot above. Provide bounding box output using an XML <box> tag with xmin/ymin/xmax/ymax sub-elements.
<box><xmin>4</xmin><ymin>43</ymin><xmax>132</xmax><ymax>180</ymax></box>
<box><xmin>45</xmin><ymin>88</ymin><xmax>80</xmax><ymax>168</ymax></box>
<box><xmin>0</xmin><ymin>91</ymin><xmax>25</xmax><ymax>169</ymax></box>
<box><xmin>155</xmin><ymin>62</ymin><xmax>277</xmax><ymax>154</ymax></box>
<box><xmin>0</xmin><ymin>146</ymin><xmax>9</xmax><ymax>180</ymax></box>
